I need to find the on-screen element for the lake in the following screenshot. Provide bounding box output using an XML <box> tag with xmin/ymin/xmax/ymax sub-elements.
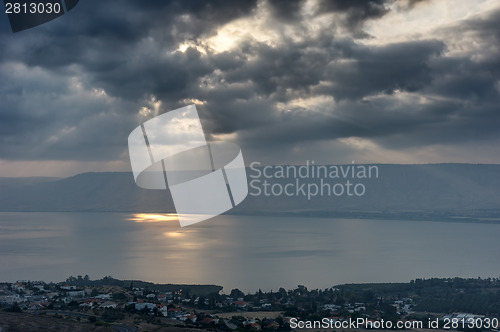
<box><xmin>0</xmin><ymin>212</ymin><xmax>499</xmax><ymax>292</ymax></box>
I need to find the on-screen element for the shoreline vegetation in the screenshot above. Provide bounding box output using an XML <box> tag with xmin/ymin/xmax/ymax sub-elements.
<box><xmin>1</xmin><ymin>276</ymin><xmax>499</xmax><ymax>331</ymax></box>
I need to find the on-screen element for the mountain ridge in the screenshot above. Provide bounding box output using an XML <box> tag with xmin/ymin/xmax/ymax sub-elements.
<box><xmin>1</xmin><ymin>164</ymin><xmax>499</xmax><ymax>218</ymax></box>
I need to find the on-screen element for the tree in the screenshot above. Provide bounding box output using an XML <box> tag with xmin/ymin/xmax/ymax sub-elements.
<box><xmin>363</xmin><ymin>290</ymin><xmax>375</xmax><ymax>302</ymax></box>
<box><xmin>5</xmin><ymin>303</ymin><xmax>22</xmax><ymax>312</ymax></box>
<box><xmin>68</xmin><ymin>300</ymin><xmax>79</xmax><ymax>308</ymax></box>
<box><xmin>112</xmin><ymin>292</ymin><xmax>127</xmax><ymax>301</ymax></box>
<box><xmin>230</xmin><ymin>288</ymin><xmax>245</xmax><ymax>299</ymax></box>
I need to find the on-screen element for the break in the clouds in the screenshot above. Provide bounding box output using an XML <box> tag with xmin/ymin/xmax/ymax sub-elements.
<box><xmin>0</xmin><ymin>0</ymin><xmax>499</xmax><ymax>176</ymax></box>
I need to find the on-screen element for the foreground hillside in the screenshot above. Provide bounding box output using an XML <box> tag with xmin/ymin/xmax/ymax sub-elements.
<box><xmin>1</xmin><ymin>276</ymin><xmax>499</xmax><ymax>331</ymax></box>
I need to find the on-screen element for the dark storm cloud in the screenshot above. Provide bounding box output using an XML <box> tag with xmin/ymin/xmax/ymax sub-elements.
<box><xmin>267</xmin><ymin>0</ymin><xmax>304</xmax><ymax>22</ymax></box>
<box><xmin>267</xmin><ymin>0</ymin><xmax>394</xmax><ymax>37</ymax></box>
<box><xmin>322</xmin><ymin>40</ymin><xmax>445</xmax><ymax>99</ymax></box>
<box><xmin>0</xmin><ymin>0</ymin><xmax>258</xmax><ymax>67</ymax></box>
<box><xmin>0</xmin><ymin>62</ymin><xmax>136</xmax><ymax>160</ymax></box>
<box><xmin>0</xmin><ymin>0</ymin><xmax>258</xmax><ymax>160</ymax></box>
<box><xmin>197</xmin><ymin>38</ymin><xmax>445</xmax><ymax>139</ymax></box>
<box><xmin>0</xmin><ymin>0</ymin><xmax>499</xmax><ymax>164</ymax></box>
<box><xmin>316</xmin><ymin>0</ymin><xmax>390</xmax><ymax>37</ymax></box>
<box><xmin>214</xmin><ymin>8</ymin><xmax>500</xmax><ymax>151</ymax></box>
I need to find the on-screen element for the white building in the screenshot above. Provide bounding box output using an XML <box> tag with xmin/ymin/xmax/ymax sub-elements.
<box><xmin>135</xmin><ymin>302</ymin><xmax>156</xmax><ymax>311</ymax></box>
<box><xmin>101</xmin><ymin>301</ymin><xmax>117</xmax><ymax>309</ymax></box>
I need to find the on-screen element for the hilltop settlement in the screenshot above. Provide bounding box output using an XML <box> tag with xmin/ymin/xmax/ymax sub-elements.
<box><xmin>1</xmin><ymin>276</ymin><xmax>499</xmax><ymax>331</ymax></box>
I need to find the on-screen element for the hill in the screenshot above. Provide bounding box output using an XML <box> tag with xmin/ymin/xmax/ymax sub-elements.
<box><xmin>1</xmin><ymin>164</ymin><xmax>499</xmax><ymax>220</ymax></box>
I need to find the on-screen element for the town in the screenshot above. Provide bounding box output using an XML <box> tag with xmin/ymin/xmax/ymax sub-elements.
<box><xmin>0</xmin><ymin>276</ymin><xmax>499</xmax><ymax>331</ymax></box>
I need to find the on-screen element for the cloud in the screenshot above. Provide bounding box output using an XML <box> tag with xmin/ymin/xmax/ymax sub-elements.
<box><xmin>266</xmin><ymin>0</ymin><xmax>304</xmax><ymax>22</ymax></box>
<box><xmin>316</xmin><ymin>0</ymin><xmax>390</xmax><ymax>37</ymax></box>
<box><xmin>0</xmin><ymin>0</ymin><xmax>499</xmax><ymax>176</ymax></box>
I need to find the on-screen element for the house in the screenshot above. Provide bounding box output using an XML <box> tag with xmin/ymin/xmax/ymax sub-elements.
<box><xmin>323</xmin><ymin>304</ymin><xmax>340</xmax><ymax>311</ymax></box>
<box><xmin>67</xmin><ymin>290</ymin><xmax>85</xmax><ymax>298</ymax></box>
<box><xmin>60</xmin><ymin>285</ymin><xmax>77</xmax><ymax>291</ymax></box>
<box><xmin>86</xmin><ymin>298</ymin><xmax>103</xmax><ymax>306</ymax></box>
<box><xmin>13</xmin><ymin>283</ymin><xmax>25</xmax><ymax>291</ymax></box>
<box><xmin>95</xmin><ymin>293</ymin><xmax>111</xmax><ymax>300</ymax></box>
<box><xmin>87</xmin><ymin>299</ymin><xmax>99</xmax><ymax>305</ymax></box>
<box><xmin>234</xmin><ymin>300</ymin><xmax>248</xmax><ymax>309</ymax></box>
<box><xmin>158</xmin><ymin>292</ymin><xmax>173</xmax><ymax>302</ymax></box>
<box><xmin>46</xmin><ymin>292</ymin><xmax>58</xmax><ymax>299</ymax></box>
<box><xmin>251</xmin><ymin>322</ymin><xmax>262</xmax><ymax>330</ymax></box>
<box><xmin>135</xmin><ymin>302</ymin><xmax>156</xmax><ymax>311</ymax></box>
<box><xmin>264</xmin><ymin>320</ymin><xmax>279</xmax><ymax>329</ymax></box>
<box><xmin>201</xmin><ymin>317</ymin><xmax>215</xmax><ymax>325</ymax></box>
<box><xmin>159</xmin><ymin>305</ymin><xmax>169</xmax><ymax>317</ymax></box>
<box><xmin>179</xmin><ymin>313</ymin><xmax>197</xmax><ymax>322</ymax></box>
<box><xmin>167</xmin><ymin>307</ymin><xmax>183</xmax><ymax>318</ymax></box>
<box><xmin>33</xmin><ymin>284</ymin><xmax>45</xmax><ymax>291</ymax></box>
<box><xmin>224</xmin><ymin>320</ymin><xmax>238</xmax><ymax>330</ymax></box>
<box><xmin>244</xmin><ymin>321</ymin><xmax>261</xmax><ymax>330</ymax></box>
<box><xmin>101</xmin><ymin>301</ymin><xmax>117</xmax><ymax>309</ymax></box>
<box><xmin>158</xmin><ymin>294</ymin><xmax>168</xmax><ymax>302</ymax></box>
<box><xmin>28</xmin><ymin>303</ymin><xmax>45</xmax><ymax>310</ymax></box>
<box><xmin>1</xmin><ymin>294</ymin><xmax>23</xmax><ymax>304</ymax></box>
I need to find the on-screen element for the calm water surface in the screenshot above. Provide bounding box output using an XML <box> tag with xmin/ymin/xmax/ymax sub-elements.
<box><xmin>0</xmin><ymin>212</ymin><xmax>499</xmax><ymax>292</ymax></box>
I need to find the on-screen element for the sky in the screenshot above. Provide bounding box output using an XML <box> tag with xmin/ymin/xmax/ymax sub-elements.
<box><xmin>0</xmin><ymin>0</ymin><xmax>499</xmax><ymax>177</ymax></box>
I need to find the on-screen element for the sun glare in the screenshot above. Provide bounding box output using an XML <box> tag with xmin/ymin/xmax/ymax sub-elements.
<box><xmin>129</xmin><ymin>213</ymin><xmax>179</xmax><ymax>223</ymax></box>
<box><xmin>164</xmin><ymin>231</ymin><xmax>184</xmax><ymax>238</ymax></box>
<box><xmin>176</xmin><ymin>42</ymin><xmax>207</xmax><ymax>55</ymax></box>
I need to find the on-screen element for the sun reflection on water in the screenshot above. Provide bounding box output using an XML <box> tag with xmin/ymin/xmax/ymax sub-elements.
<box><xmin>128</xmin><ymin>213</ymin><xmax>179</xmax><ymax>223</ymax></box>
<box><xmin>164</xmin><ymin>231</ymin><xmax>184</xmax><ymax>238</ymax></box>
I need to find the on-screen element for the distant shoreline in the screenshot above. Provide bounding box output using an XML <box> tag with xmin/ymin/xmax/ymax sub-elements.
<box><xmin>1</xmin><ymin>210</ymin><xmax>500</xmax><ymax>224</ymax></box>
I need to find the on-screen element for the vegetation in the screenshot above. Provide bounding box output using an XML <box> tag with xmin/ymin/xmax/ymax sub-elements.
<box><xmin>1</xmin><ymin>276</ymin><xmax>499</xmax><ymax>331</ymax></box>
<box><xmin>64</xmin><ymin>275</ymin><xmax>222</xmax><ymax>296</ymax></box>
